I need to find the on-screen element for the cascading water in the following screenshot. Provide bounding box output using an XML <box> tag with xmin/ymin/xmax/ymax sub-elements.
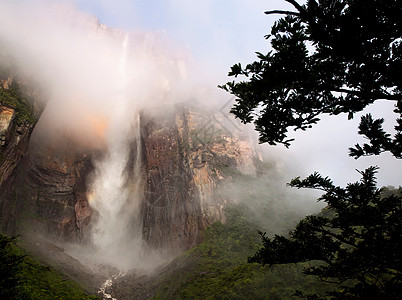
<box><xmin>87</xmin><ymin>34</ymin><xmax>145</xmax><ymax>270</ymax></box>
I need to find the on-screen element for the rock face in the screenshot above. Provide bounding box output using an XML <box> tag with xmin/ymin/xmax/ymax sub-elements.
<box><xmin>142</xmin><ymin>108</ymin><xmax>205</xmax><ymax>251</ymax></box>
<box><xmin>141</xmin><ymin>105</ymin><xmax>261</xmax><ymax>252</ymax></box>
<box><xmin>23</xmin><ymin>145</ymin><xmax>94</xmax><ymax>241</ymax></box>
<box><xmin>0</xmin><ymin>74</ymin><xmax>261</xmax><ymax>256</ymax></box>
<box><xmin>0</xmin><ymin>76</ymin><xmax>41</xmax><ymax>233</ymax></box>
<box><xmin>0</xmin><ymin>128</ymin><xmax>95</xmax><ymax>241</ymax></box>
<box><xmin>0</xmin><ymin>13</ymin><xmax>263</xmax><ymax>257</ymax></box>
<box><xmin>0</xmin><ymin>73</ymin><xmax>95</xmax><ymax>241</ymax></box>
<box><xmin>0</xmin><ymin>106</ymin><xmax>33</xmax><ymax>188</ymax></box>
<box><xmin>0</xmin><ymin>108</ymin><xmax>34</xmax><ymax>233</ymax></box>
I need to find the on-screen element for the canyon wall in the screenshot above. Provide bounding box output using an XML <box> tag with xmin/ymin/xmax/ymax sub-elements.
<box><xmin>0</xmin><ymin>67</ymin><xmax>262</xmax><ymax>259</ymax></box>
<box><xmin>1</xmin><ymin>90</ymin><xmax>261</xmax><ymax>254</ymax></box>
<box><xmin>0</xmin><ymin>76</ymin><xmax>43</xmax><ymax>233</ymax></box>
<box><xmin>0</xmin><ymin>88</ymin><xmax>93</xmax><ymax>241</ymax></box>
<box><xmin>142</xmin><ymin>105</ymin><xmax>261</xmax><ymax>251</ymax></box>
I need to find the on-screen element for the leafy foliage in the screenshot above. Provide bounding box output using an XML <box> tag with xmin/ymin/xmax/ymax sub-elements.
<box><xmin>0</xmin><ymin>233</ymin><xmax>99</xmax><ymax>300</ymax></box>
<box><xmin>349</xmin><ymin>109</ymin><xmax>402</xmax><ymax>159</ymax></box>
<box><xmin>249</xmin><ymin>168</ymin><xmax>402</xmax><ymax>299</ymax></box>
<box><xmin>219</xmin><ymin>0</ymin><xmax>402</xmax><ymax>158</ymax></box>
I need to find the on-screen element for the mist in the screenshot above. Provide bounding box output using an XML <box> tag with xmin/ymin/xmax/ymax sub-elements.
<box><xmin>0</xmin><ymin>0</ymin><xmax>202</xmax><ymax>272</ymax></box>
<box><xmin>1</xmin><ymin>0</ymin><xmax>400</xmax><ymax>277</ymax></box>
<box><xmin>0</xmin><ymin>0</ymin><xmax>250</xmax><ymax>274</ymax></box>
<box><xmin>0</xmin><ymin>1</ymin><xmax>198</xmax><ymax>147</ymax></box>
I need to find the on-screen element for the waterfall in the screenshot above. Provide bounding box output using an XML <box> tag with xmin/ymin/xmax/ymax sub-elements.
<box><xmin>87</xmin><ymin>34</ymin><xmax>145</xmax><ymax>270</ymax></box>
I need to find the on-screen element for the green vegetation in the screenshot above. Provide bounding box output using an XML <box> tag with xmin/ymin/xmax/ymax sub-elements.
<box><xmin>151</xmin><ymin>205</ymin><xmax>338</xmax><ymax>299</ymax></box>
<box><xmin>0</xmin><ymin>81</ymin><xmax>36</xmax><ymax>125</ymax></box>
<box><xmin>0</xmin><ymin>233</ymin><xmax>99</xmax><ymax>300</ymax></box>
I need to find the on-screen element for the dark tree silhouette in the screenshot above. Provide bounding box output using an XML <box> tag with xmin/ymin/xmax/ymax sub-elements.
<box><xmin>219</xmin><ymin>0</ymin><xmax>401</xmax><ymax>158</ymax></box>
<box><xmin>221</xmin><ymin>0</ymin><xmax>402</xmax><ymax>298</ymax></box>
<box><xmin>249</xmin><ymin>167</ymin><xmax>401</xmax><ymax>299</ymax></box>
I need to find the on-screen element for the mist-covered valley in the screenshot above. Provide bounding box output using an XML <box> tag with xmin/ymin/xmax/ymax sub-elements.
<box><xmin>1</xmin><ymin>1</ymin><xmax>401</xmax><ymax>299</ymax></box>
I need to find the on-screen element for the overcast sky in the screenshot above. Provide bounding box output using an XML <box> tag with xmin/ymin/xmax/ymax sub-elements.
<box><xmin>3</xmin><ymin>0</ymin><xmax>401</xmax><ymax>187</ymax></box>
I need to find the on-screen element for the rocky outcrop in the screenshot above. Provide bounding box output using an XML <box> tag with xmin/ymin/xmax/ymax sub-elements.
<box><xmin>142</xmin><ymin>108</ymin><xmax>205</xmax><ymax>251</ymax></box>
<box><xmin>0</xmin><ymin>106</ymin><xmax>34</xmax><ymax>188</ymax></box>
<box><xmin>23</xmin><ymin>145</ymin><xmax>94</xmax><ymax>241</ymax></box>
<box><xmin>0</xmin><ymin>115</ymin><xmax>34</xmax><ymax>233</ymax></box>
<box><xmin>141</xmin><ymin>105</ymin><xmax>261</xmax><ymax>252</ymax></box>
<box><xmin>0</xmin><ymin>72</ymin><xmax>95</xmax><ymax>241</ymax></box>
<box><xmin>0</xmin><ymin>76</ymin><xmax>42</xmax><ymax>233</ymax></box>
<box><xmin>0</xmin><ymin>137</ymin><xmax>94</xmax><ymax>241</ymax></box>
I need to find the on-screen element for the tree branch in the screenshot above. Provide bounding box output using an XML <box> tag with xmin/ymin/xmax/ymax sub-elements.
<box><xmin>265</xmin><ymin>10</ymin><xmax>299</xmax><ymax>16</ymax></box>
<box><xmin>284</xmin><ymin>0</ymin><xmax>305</xmax><ymax>13</ymax></box>
<box><xmin>317</xmin><ymin>226</ymin><xmax>358</xmax><ymax>249</ymax></box>
<box><xmin>332</xmin><ymin>88</ymin><xmax>402</xmax><ymax>101</ymax></box>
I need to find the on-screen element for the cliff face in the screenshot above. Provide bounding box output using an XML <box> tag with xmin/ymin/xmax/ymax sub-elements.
<box><xmin>0</xmin><ymin>76</ymin><xmax>42</xmax><ymax>233</ymax></box>
<box><xmin>142</xmin><ymin>105</ymin><xmax>261</xmax><ymax>251</ymax></box>
<box><xmin>0</xmin><ymin>76</ymin><xmax>261</xmax><ymax>254</ymax></box>
<box><xmin>0</xmin><ymin>131</ymin><xmax>95</xmax><ymax>242</ymax></box>
<box><xmin>0</xmin><ymin>106</ymin><xmax>32</xmax><ymax>185</ymax></box>
<box><xmin>0</xmin><ymin>106</ymin><xmax>34</xmax><ymax>232</ymax></box>
<box><xmin>142</xmin><ymin>108</ymin><xmax>205</xmax><ymax>251</ymax></box>
<box><xmin>0</xmin><ymin>14</ymin><xmax>263</xmax><ymax>256</ymax></box>
<box><xmin>0</xmin><ymin>72</ymin><xmax>96</xmax><ymax>241</ymax></box>
<box><xmin>23</xmin><ymin>145</ymin><xmax>94</xmax><ymax>241</ymax></box>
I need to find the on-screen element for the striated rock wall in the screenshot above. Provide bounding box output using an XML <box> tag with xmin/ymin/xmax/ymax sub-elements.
<box><xmin>142</xmin><ymin>108</ymin><xmax>204</xmax><ymax>251</ymax></box>
<box><xmin>23</xmin><ymin>145</ymin><xmax>94</xmax><ymax>241</ymax></box>
<box><xmin>0</xmin><ymin>73</ymin><xmax>43</xmax><ymax>233</ymax></box>
<box><xmin>0</xmin><ymin>15</ymin><xmax>262</xmax><ymax>254</ymax></box>
<box><xmin>0</xmin><ymin>106</ymin><xmax>35</xmax><ymax>188</ymax></box>
<box><xmin>0</xmin><ymin>133</ymin><xmax>95</xmax><ymax>241</ymax></box>
<box><xmin>141</xmin><ymin>105</ymin><xmax>261</xmax><ymax>252</ymax></box>
<box><xmin>0</xmin><ymin>79</ymin><xmax>261</xmax><ymax>254</ymax></box>
<box><xmin>0</xmin><ymin>70</ymin><xmax>95</xmax><ymax>241</ymax></box>
<box><xmin>0</xmin><ymin>107</ymin><xmax>35</xmax><ymax>233</ymax></box>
